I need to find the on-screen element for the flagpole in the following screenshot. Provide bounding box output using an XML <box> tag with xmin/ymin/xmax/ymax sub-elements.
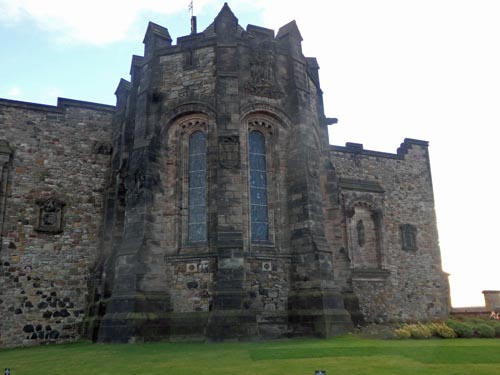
<box><xmin>189</xmin><ymin>1</ymin><xmax>197</xmax><ymax>34</ymax></box>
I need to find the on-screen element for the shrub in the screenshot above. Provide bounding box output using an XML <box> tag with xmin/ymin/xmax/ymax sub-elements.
<box><xmin>426</xmin><ymin>322</ymin><xmax>439</xmax><ymax>336</ymax></box>
<box><xmin>467</xmin><ymin>317</ymin><xmax>487</xmax><ymax>325</ymax></box>
<box><xmin>408</xmin><ymin>324</ymin><xmax>432</xmax><ymax>339</ymax></box>
<box><xmin>394</xmin><ymin>326</ymin><xmax>411</xmax><ymax>339</ymax></box>
<box><xmin>435</xmin><ymin>323</ymin><xmax>457</xmax><ymax>339</ymax></box>
<box><xmin>475</xmin><ymin>323</ymin><xmax>495</xmax><ymax>338</ymax></box>
<box><xmin>446</xmin><ymin>319</ymin><xmax>474</xmax><ymax>338</ymax></box>
<box><xmin>488</xmin><ymin>321</ymin><xmax>500</xmax><ymax>337</ymax></box>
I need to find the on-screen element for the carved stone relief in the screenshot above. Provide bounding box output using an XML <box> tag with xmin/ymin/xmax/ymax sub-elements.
<box><xmin>35</xmin><ymin>198</ymin><xmax>65</xmax><ymax>233</ymax></box>
<box><xmin>218</xmin><ymin>135</ymin><xmax>240</xmax><ymax>169</ymax></box>
<box><xmin>307</xmin><ymin>148</ymin><xmax>320</xmax><ymax>178</ymax></box>
<box><xmin>125</xmin><ymin>168</ymin><xmax>145</xmax><ymax>205</ymax></box>
<box><xmin>245</xmin><ymin>42</ymin><xmax>283</xmax><ymax>99</ymax></box>
<box><xmin>124</xmin><ymin>149</ymin><xmax>147</xmax><ymax>206</ymax></box>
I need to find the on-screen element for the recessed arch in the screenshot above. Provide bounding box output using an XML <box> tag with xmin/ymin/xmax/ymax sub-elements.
<box><xmin>162</xmin><ymin>112</ymin><xmax>212</xmax><ymax>253</ymax></box>
<box><xmin>346</xmin><ymin>199</ymin><xmax>384</xmax><ymax>269</ymax></box>
<box><xmin>240</xmin><ymin>103</ymin><xmax>292</xmax><ymax>131</ymax></box>
<box><xmin>160</xmin><ymin>101</ymin><xmax>216</xmax><ymax>137</ymax></box>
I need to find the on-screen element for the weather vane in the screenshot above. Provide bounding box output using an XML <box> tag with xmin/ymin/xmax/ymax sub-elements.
<box><xmin>189</xmin><ymin>1</ymin><xmax>197</xmax><ymax>34</ymax></box>
<box><xmin>188</xmin><ymin>1</ymin><xmax>194</xmax><ymax>17</ymax></box>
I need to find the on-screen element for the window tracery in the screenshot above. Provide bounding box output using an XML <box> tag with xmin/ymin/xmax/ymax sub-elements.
<box><xmin>188</xmin><ymin>131</ymin><xmax>207</xmax><ymax>243</ymax></box>
<box><xmin>249</xmin><ymin>131</ymin><xmax>268</xmax><ymax>242</ymax></box>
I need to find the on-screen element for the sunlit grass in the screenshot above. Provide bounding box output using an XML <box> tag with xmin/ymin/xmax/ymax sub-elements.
<box><xmin>1</xmin><ymin>336</ymin><xmax>500</xmax><ymax>375</ymax></box>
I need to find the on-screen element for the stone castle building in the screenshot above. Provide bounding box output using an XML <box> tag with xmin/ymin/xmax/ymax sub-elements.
<box><xmin>0</xmin><ymin>4</ymin><xmax>450</xmax><ymax>347</ymax></box>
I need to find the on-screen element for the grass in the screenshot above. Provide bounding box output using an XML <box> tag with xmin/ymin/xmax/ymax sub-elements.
<box><xmin>1</xmin><ymin>336</ymin><xmax>500</xmax><ymax>375</ymax></box>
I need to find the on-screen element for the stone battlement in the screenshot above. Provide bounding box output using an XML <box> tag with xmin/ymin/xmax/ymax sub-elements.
<box><xmin>331</xmin><ymin>138</ymin><xmax>429</xmax><ymax>160</ymax></box>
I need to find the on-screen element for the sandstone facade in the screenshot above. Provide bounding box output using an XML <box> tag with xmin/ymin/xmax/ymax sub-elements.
<box><xmin>0</xmin><ymin>99</ymin><xmax>114</xmax><ymax>347</ymax></box>
<box><xmin>0</xmin><ymin>4</ymin><xmax>450</xmax><ymax>347</ymax></box>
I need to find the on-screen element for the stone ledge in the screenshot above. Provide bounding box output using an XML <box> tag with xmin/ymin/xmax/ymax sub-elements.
<box><xmin>351</xmin><ymin>268</ymin><xmax>390</xmax><ymax>281</ymax></box>
<box><xmin>339</xmin><ymin>178</ymin><xmax>385</xmax><ymax>193</ymax></box>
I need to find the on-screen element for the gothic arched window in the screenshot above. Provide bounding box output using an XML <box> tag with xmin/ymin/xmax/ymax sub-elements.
<box><xmin>249</xmin><ymin>131</ymin><xmax>268</xmax><ymax>242</ymax></box>
<box><xmin>188</xmin><ymin>131</ymin><xmax>207</xmax><ymax>242</ymax></box>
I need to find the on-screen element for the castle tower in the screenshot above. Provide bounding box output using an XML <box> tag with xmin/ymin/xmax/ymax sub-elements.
<box><xmin>0</xmin><ymin>3</ymin><xmax>450</xmax><ymax>348</ymax></box>
<box><xmin>95</xmin><ymin>3</ymin><xmax>353</xmax><ymax>342</ymax></box>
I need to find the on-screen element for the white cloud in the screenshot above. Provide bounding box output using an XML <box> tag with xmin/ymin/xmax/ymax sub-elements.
<box><xmin>0</xmin><ymin>0</ymin><xmax>214</xmax><ymax>45</ymax></box>
<box><xmin>7</xmin><ymin>86</ymin><xmax>22</xmax><ymax>97</ymax></box>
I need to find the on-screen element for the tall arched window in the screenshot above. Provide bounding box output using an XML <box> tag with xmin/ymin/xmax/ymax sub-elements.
<box><xmin>188</xmin><ymin>131</ymin><xmax>207</xmax><ymax>242</ymax></box>
<box><xmin>249</xmin><ymin>131</ymin><xmax>268</xmax><ymax>242</ymax></box>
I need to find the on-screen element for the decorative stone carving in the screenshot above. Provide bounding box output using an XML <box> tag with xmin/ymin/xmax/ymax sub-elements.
<box><xmin>125</xmin><ymin>168</ymin><xmax>145</xmax><ymax>205</ymax></box>
<box><xmin>199</xmin><ymin>260</ymin><xmax>210</xmax><ymax>273</ymax></box>
<box><xmin>35</xmin><ymin>198</ymin><xmax>65</xmax><ymax>233</ymax></box>
<box><xmin>245</xmin><ymin>42</ymin><xmax>283</xmax><ymax>99</ymax></box>
<box><xmin>218</xmin><ymin>135</ymin><xmax>240</xmax><ymax>169</ymax></box>
<box><xmin>306</xmin><ymin>149</ymin><xmax>320</xmax><ymax>178</ymax></box>
<box><xmin>186</xmin><ymin>263</ymin><xmax>198</xmax><ymax>273</ymax></box>
<box><xmin>400</xmin><ymin>224</ymin><xmax>417</xmax><ymax>251</ymax></box>
<box><xmin>124</xmin><ymin>149</ymin><xmax>147</xmax><ymax>206</ymax></box>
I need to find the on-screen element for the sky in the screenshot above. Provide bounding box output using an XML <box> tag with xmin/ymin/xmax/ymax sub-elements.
<box><xmin>1</xmin><ymin>0</ymin><xmax>499</xmax><ymax>308</ymax></box>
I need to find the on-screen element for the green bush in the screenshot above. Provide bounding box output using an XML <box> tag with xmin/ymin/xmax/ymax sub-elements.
<box><xmin>475</xmin><ymin>323</ymin><xmax>495</xmax><ymax>338</ymax></box>
<box><xmin>494</xmin><ymin>325</ymin><xmax>500</xmax><ymax>337</ymax></box>
<box><xmin>483</xmin><ymin>319</ymin><xmax>500</xmax><ymax>337</ymax></box>
<box><xmin>446</xmin><ymin>319</ymin><xmax>474</xmax><ymax>338</ymax></box>
<box><xmin>467</xmin><ymin>317</ymin><xmax>487</xmax><ymax>325</ymax></box>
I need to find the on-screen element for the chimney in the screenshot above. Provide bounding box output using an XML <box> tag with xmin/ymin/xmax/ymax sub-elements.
<box><xmin>191</xmin><ymin>16</ymin><xmax>197</xmax><ymax>34</ymax></box>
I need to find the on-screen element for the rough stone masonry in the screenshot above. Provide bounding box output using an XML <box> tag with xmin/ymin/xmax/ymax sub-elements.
<box><xmin>0</xmin><ymin>3</ymin><xmax>450</xmax><ymax>347</ymax></box>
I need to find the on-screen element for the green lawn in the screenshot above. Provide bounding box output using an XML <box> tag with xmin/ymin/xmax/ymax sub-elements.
<box><xmin>1</xmin><ymin>336</ymin><xmax>500</xmax><ymax>375</ymax></box>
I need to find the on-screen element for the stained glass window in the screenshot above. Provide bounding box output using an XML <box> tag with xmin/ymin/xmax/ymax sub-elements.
<box><xmin>188</xmin><ymin>131</ymin><xmax>207</xmax><ymax>242</ymax></box>
<box><xmin>249</xmin><ymin>131</ymin><xmax>268</xmax><ymax>241</ymax></box>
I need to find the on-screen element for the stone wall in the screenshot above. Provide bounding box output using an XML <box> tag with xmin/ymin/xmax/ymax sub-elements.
<box><xmin>0</xmin><ymin>4</ymin><xmax>451</xmax><ymax>346</ymax></box>
<box><xmin>328</xmin><ymin>140</ymin><xmax>451</xmax><ymax>322</ymax></box>
<box><xmin>0</xmin><ymin>98</ymin><xmax>114</xmax><ymax>347</ymax></box>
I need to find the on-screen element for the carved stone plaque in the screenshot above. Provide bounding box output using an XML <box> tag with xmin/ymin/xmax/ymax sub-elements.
<box><xmin>218</xmin><ymin>135</ymin><xmax>240</xmax><ymax>169</ymax></box>
<box><xmin>35</xmin><ymin>198</ymin><xmax>65</xmax><ymax>233</ymax></box>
